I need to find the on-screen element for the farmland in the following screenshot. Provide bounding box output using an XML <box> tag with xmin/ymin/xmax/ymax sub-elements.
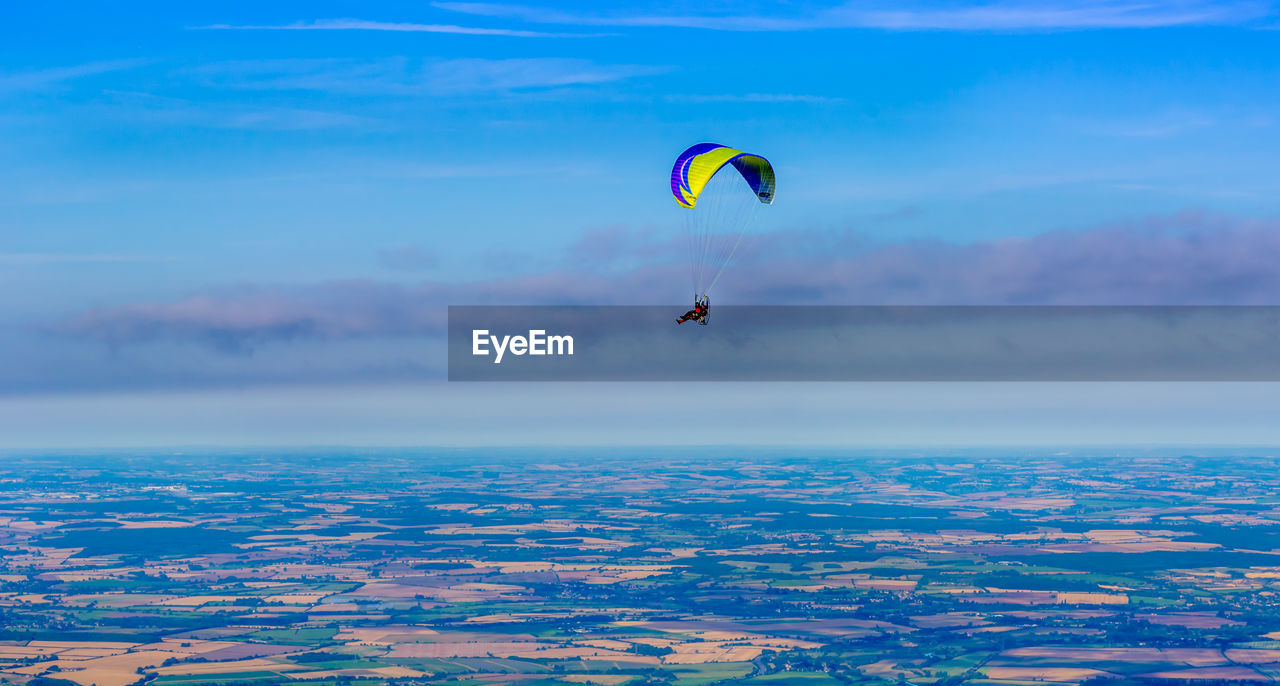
<box><xmin>3</xmin><ymin>452</ymin><xmax>1280</xmax><ymax>685</ymax></box>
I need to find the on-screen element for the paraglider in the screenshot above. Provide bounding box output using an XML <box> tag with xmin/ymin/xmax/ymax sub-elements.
<box><xmin>676</xmin><ymin>295</ymin><xmax>710</xmax><ymax>325</ymax></box>
<box><xmin>670</xmin><ymin>143</ymin><xmax>774</xmax><ymax>325</ymax></box>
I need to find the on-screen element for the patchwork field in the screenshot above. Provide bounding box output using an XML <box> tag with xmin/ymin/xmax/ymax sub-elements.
<box><xmin>3</xmin><ymin>453</ymin><xmax>1280</xmax><ymax>684</ymax></box>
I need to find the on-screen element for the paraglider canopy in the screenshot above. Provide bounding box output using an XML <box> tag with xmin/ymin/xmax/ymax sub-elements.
<box><xmin>671</xmin><ymin>143</ymin><xmax>775</xmax><ymax>209</ymax></box>
<box><xmin>670</xmin><ymin>143</ymin><xmax>775</xmax><ymax>301</ymax></box>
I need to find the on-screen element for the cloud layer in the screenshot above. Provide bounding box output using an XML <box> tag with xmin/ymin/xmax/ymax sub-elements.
<box><xmin>58</xmin><ymin>212</ymin><xmax>1280</xmax><ymax>354</ymax></box>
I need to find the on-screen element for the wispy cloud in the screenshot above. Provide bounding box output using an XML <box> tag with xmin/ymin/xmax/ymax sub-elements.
<box><xmin>665</xmin><ymin>93</ymin><xmax>844</xmax><ymax>104</ymax></box>
<box><xmin>0</xmin><ymin>59</ymin><xmax>148</xmax><ymax>92</ymax></box>
<box><xmin>434</xmin><ymin>2</ymin><xmax>809</xmax><ymax>30</ymax></box>
<box><xmin>0</xmin><ymin>253</ymin><xmax>170</xmax><ymax>264</ymax></box>
<box><xmin>1063</xmin><ymin>109</ymin><xmax>1218</xmax><ymax>138</ymax></box>
<box><xmin>823</xmin><ymin>1</ymin><xmax>1272</xmax><ymax>30</ymax></box>
<box><xmin>433</xmin><ymin>1</ymin><xmax>1272</xmax><ymax>31</ymax></box>
<box><xmin>186</xmin><ymin>59</ymin><xmax>410</xmax><ymax>94</ymax></box>
<box><xmin>427</xmin><ymin>58</ymin><xmax>668</xmax><ymax>94</ymax></box>
<box><xmin>379</xmin><ymin>245</ymin><xmax>441</xmax><ymax>271</ymax></box>
<box><xmin>188</xmin><ymin>57</ymin><xmax>669</xmax><ymax>96</ymax></box>
<box><xmin>195</xmin><ymin>18</ymin><xmax>606</xmax><ymax>38</ymax></box>
<box><xmin>218</xmin><ymin>108</ymin><xmax>373</xmax><ymax>131</ymax></box>
<box><xmin>99</xmin><ymin>91</ymin><xmax>377</xmax><ymax>131</ymax></box>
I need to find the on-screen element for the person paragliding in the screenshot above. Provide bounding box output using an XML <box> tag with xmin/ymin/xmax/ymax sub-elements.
<box><xmin>670</xmin><ymin>143</ymin><xmax>774</xmax><ymax>325</ymax></box>
<box><xmin>676</xmin><ymin>296</ymin><xmax>710</xmax><ymax>325</ymax></box>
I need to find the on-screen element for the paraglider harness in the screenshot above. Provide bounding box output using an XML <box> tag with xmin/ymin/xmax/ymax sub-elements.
<box><xmin>676</xmin><ymin>296</ymin><xmax>710</xmax><ymax>326</ymax></box>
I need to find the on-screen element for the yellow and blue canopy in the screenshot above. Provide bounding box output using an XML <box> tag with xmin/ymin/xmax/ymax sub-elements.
<box><xmin>670</xmin><ymin>142</ymin><xmax>775</xmax><ymax>209</ymax></box>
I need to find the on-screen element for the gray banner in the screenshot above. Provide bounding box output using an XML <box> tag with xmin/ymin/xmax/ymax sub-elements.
<box><xmin>448</xmin><ymin>306</ymin><xmax>1280</xmax><ymax>381</ymax></box>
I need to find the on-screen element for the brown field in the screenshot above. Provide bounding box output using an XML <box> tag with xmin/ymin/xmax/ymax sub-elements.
<box><xmin>662</xmin><ymin>645</ymin><xmax>766</xmax><ymax>663</ymax></box>
<box><xmin>910</xmin><ymin>613</ymin><xmax>991</xmax><ymax>628</ymax></box>
<box><xmin>1138</xmin><ymin>613</ymin><xmax>1242</xmax><ymax>629</ymax></box>
<box><xmin>387</xmin><ymin>642</ymin><xmax>546</xmax><ymax>658</ymax></box>
<box><xmin>855</xmin><ymin>578</ymin><xmax>919</xmax><ymax>590</ymax></box>
<box><xmin>56</xmin><ymin>648</ymin><xmax>133</xmax><ymax>659</ymax></box>
<box><xmin>1055</xmin><ymin>592</ymin><xmax>1129</xmax><ymax>605</ymax></box>
<box><xmin>153</xmin><ymin>594</ymin><xmax>245</xmax><ymax>606</ymax></box>
<box><xmin>1225</xmin><ymin>648</ymin><xmax>1280</xmax><ymax>663</ymax></box>
<box><xmin>0</xmin><ymin>645</ymin><xmax>63</xmax><ymax>659</ymax></box>
<box><xmin>348</xmin><ymin>582</ymin><xmax>526</xmax><ymax>602</ymax></box>
<box><xmin>114</xmin><ymin>519</ymin><xmax>196</xmax><ymax>529</ymax></box>
<box><xmin>28</xmin><ymin>641</ymin><xmax>140</xmax><ymax>650</ymax></box>
<box><xmin>1140</xmin><ymin>666</ymin><xmax>1269</xmax><ymax>681</ymax></box>
<box><xmin>153</xmin><ymin>657</ymin><xmax>303</xmax><ymax>676</ymax></box>
<box><xmin>560</xmin><ymin>676</ymin><xmax>633</xmax><ymax>685</ymax></box>
<box><xmin>512</xmin><ymin>647</ymin><xmax>650</xmax><ymax>661</ymax></box>
<box><xmin>984</xmin><ymin>666</ymin><xmax>1115</xmax><ymax>680</ymax></box>
<box><xmin>576</xmin><ymin>639</ymin><xmax>636</xmax><ymax>651</ymax></box>
<box><xmin>1004</xmin><ymin>646</ymin><xmax>1229</xmax><ymax>666</ymax></box>
<box><xmin>37</xmin><ymin>650</ymin><xmax>178</xmax><ymax>686</ymax></box>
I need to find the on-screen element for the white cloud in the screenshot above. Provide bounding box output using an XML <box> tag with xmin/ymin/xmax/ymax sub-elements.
<box><xmin>433</xmin><ymin>1</ymin><xmax>1272</xmax><ymax>31</ymax></box>
<box><xmin>99</xmin><ymin>90</ymin><xmax>379</xmax><ymax>131</ymax></box>
<box><xmin>188</xmin><ymin>57</ymin><xmax>669</xmax><ymax>96</ymax></box>
<box><xmin>0</xmin><ymin>59</ymin><xmax>148</xmax><ymax>92</ymax></box>
<box><xmin>425</xmin><ymin>58</ymin><xmax>669</xmax><ymax>94</ymax></box>
<box><xmin>195</xmin><ymin>18</ymin><xmax>608</xmax><ymax>38</ymax></box>
<box><xmin>0</xmin><ymin>253</ymin><xmax>169</xmax><ymax>264</ymax></box>
<box><xmin>665</xmin><ymin>93</ymin><xmax>844</xmax><ymax>104</ymax></box>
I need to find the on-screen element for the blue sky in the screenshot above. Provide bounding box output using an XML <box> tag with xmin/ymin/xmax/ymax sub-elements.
<box><xmin>5</xmin><ymin>1</ymin><xmax>1280</xmax><ymax>447</ymax></box>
